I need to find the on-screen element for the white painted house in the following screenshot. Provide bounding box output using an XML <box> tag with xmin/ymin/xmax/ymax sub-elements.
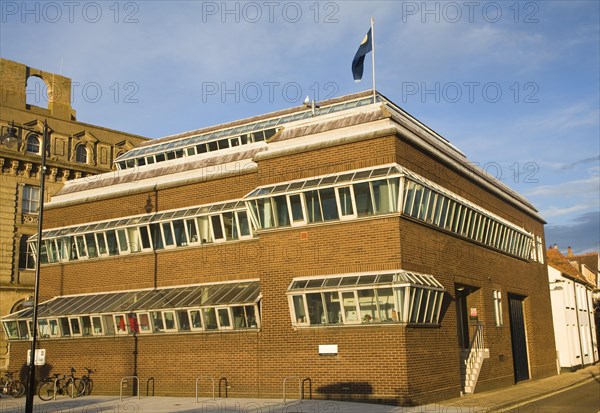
<box><xmin>547</xmin><ymin>247</ymin><xmax>599</xmax><ymax>370</ymax></box>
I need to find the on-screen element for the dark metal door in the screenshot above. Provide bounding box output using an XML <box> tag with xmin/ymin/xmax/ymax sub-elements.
<box><xmin>508</xmin><ymin>294</ymin><xmax>529</xmax><ymax>382</ymax></box>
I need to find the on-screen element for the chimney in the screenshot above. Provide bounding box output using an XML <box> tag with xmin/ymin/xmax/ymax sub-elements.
<box><xmin>567</xmin><ymin>246</ymin><xmax>573</xmax><ymax>257</ymax></box>
<box><xmin>553</xmin><ymin>244</ymin><xmax>558</xmax><ymax>250</ymax></box>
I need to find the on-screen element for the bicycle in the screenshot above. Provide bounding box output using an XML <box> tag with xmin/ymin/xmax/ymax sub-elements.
<box><xmin>80</xmin><ymin>367</ymin><xmax>95</xmax><ymax>396</ymax></box>
<box><xmin>1</xmin><ymin>371</ymin><xmax>26</xmax><ymax>398</ymax></box>
<box><xmin>37</xmin><ymin>368</ymin><xmax>85</xmax><ymax>401</ymax></box>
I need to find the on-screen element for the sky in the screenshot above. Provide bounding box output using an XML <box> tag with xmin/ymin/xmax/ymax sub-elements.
<box><xmin>1</xmin><ymin>0</ymin><xmax>599</xmax><ymax>254</ymax></box>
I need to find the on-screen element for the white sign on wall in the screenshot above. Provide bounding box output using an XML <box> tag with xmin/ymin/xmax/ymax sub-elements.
<box><xmin>26</xmin><ymin>349</ymin><xmax>46</xmax><ymax>366</ymax></box>
<box><xmin>318</xmin><ymin>344</ymin><xmax>338</xmax><ymax>355</ymax></box>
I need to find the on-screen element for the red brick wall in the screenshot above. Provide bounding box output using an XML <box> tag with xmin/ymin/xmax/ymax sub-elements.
<box><xmin>11</xmin><ymin>134</ymin><xmax>555</xmax><ymax>405</ymax></box>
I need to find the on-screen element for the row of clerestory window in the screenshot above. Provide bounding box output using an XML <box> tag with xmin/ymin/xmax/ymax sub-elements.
<box><xmin>2</xmin><ymin>281</ymin><xmax>261</xmax><ymax>340</ymax></box>
<box><xmin>115</xmin><ymin>95</ymin><xmax>378</xmax><ymax>170</ymax></box>
<box><xmin>28</xmin><ymin>164</ymin><xmax>536</xmax><ymax>265</ymax></box>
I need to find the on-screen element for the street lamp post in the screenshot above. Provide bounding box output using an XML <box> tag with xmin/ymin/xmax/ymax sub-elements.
<box><xmin>0</xmin><ymin>121</ymin><xmax>48</xmax><ymax>413</ymax></box>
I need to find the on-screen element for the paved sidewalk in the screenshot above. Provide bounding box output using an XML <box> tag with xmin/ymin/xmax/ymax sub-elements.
<box><xmin>0</xmin><ymin>365</ymin><xmax>597</xmax><ymax>412</ymax></box>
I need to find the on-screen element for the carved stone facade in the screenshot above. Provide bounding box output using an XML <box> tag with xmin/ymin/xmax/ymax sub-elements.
<box><xmin>0</xmin><ymin>58</ymin><xmax>148</xmax><ymax>370</ymax></box>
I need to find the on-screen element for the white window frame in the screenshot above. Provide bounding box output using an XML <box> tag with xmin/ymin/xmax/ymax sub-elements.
<box><xmin>137</xmin><ymin>225</ymin><xmax>154</xmax><ymax>252</ymax></box>
<box><xmin>340</xmin><ymin>291</ymin><xmax>361</xmax><ymax>324</ymax></box>
<box><xmin>114</xmin><ymin>314</ymin><xmax>129</xmax><ymax>335</ymax></box>
<box><xmin>69</xmin><ymin>317</ymin><xmax>83</xmax><ymax>337</ymax></box>
<box><xmin>91</xmin><ymin>315</ymin><xmax>104</xmax><ymax>336</ymax></box>
<box><xmin>95</xmin><ymin>232</ymin><xmax>110</xmax><ymax>257</ymax></box>
<box><xmin>136</xmin><ymin>312</ymin><xmax>153</xmax><ymax>334</ymax></box>
<box><xmin>162</xmin><ymin>310</ymin><xmax>178</xmax><ymax>332</ymax></box>
<box><xmin>209</xmin><ymin>215</ymin><xmax>226</xmax><ymax>243</ymax></box>
<box><xmin>188</xmin><ymin>309</ymin><xmax>204</xmax><ymax>331</ymax></box>
<box><xmin>235</xmin><ymin>211</ymin><xmax>253</xmax><ymax>240</ymax></box>
<box><xmin>335</xmin><ymin>185</ymin><xmax>357</xmax><ymax>220</ymax></box>
<box><xmin>286</xmin><ymin>193</ymin><xmax>307</xmax><ymax>226</ymax></box>
<box><xmin>161</xmin><ymin>221</ymin><xmax>177</xmax><ymax>250</ymax></box>
<box><xmin>216</xmin><ymin>307</ymin><xmax>233</xmax><ymax>330</ymax></box>
<box><xmin>493</xmin><ymin>290</ymin><xmax>503</xmax><ymax>326</ymax></box>
<box><xmin>184</xmin><ymin>218</ymin><xmax>201</xmax><ymax>245</ymax></box>
<box><xmin>289</xmin><ymin>295</ymin><xmax>310</xmax><ymax>327</ymax></box>
<box><xmin>115</xmin><ymin>228</ymin><xmax>131</xmax><ymax>255</ymax></box>
<box><xmin>74</xmin><ymin>235</ymin><xmax>88</xmax><ymax>260</ymax></box>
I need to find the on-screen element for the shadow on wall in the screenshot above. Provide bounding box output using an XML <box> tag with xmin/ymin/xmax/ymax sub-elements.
<box><xmin>19</xmin><ymin>363</ymin><xmax>53</xmax><ymax>387</ymax></box>
<box><xmin>316</xmin><ymin>381</ymin><xmax>373</xmax><ymax>399</ymax></box>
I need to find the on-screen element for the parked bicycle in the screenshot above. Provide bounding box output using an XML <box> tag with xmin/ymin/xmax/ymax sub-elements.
<box><xmin>1</xmin><ymin>371</ymin><xmax>25</xmax><ymax>398</ymax></box>
<box><xmin>80</xmin><ymin>367</ymin><xmax>95</xmax><ymax>395</ymax></box>
<box><xmin>38</xmin><ymin>368</ymin><xmax>85</xmax><ymax>401</ymax></box>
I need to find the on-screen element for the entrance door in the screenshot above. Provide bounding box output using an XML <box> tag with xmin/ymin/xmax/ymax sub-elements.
<box><xmin>508</xmin><ymin>294</ymin><xmax>529</xmax><ymax>382</ymax></box>
<box><xmin>456</xmin><ymin>287</ymin><xmax>470</xmax><ymax>349</ymax></box>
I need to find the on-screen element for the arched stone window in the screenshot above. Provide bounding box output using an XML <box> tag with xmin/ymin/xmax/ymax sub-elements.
<box><xmin>26</xmin><ymin>133</ymin><xmax>40</xmax><ymax>154</ymax></box>
<box><xmin>25</xmin><ymin>75</ymin><xmax>49</xmax><ymax>109</ymax></box>
<box><xmin>75</xmin><ymin>144</ymin><xmax>88</xmax><ymax>164</ymax></box>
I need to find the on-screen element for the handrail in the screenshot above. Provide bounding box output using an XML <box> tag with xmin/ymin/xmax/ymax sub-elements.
<box><xmin>195</xmin><ymin>375</ymin><xmax>215</xmax><ymax>402</ymax></box>
<box><xmin>119</xmin><ymin>376</ymin><xmax>140</xmax><ymax>401</ymax></box>
<box><xmin>146</xmin><ymin>377</ymin><xmax>154</xmax><ymax>396</ymax></box>
<box><xmin>218</xmin><ymin>377</ymin><xmax>228</xmax><ymax>398</ymax></box>
<box><xmin>283</xmin><ymin>376</ymin><xmax>303</xmax><ymax>405</ymax></box>
<box><xmin>464</xmin><ymin>322</ymin><xmax>485</xmax><ymax>391</ymax></box>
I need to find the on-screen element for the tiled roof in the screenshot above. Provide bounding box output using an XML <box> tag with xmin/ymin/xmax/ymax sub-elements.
<box><xmin>546</xmin><ymin>248</ymin><xmax>593</xmax><ymax>287</ymax></box>
<box><xmin>570</xmin><ymin>253</ymin><xmax>599</xmax><ymax>274</ymax></box>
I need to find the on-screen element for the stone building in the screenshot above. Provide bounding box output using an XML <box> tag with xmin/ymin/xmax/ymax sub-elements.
<box><xmin>0</xmin><ymin>58</ymin><xmax>148</xmax><ymax>370</ymax></box>
<box><xmin>2</xmin><ymin>91</ymin><xmax>557</xmax><ymax>404</ymax></box>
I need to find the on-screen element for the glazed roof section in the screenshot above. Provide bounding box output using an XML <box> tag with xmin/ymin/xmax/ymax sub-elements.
<box><xmin>47</xmin><ymin>90</ymin><xmax>541</xmax><ymax>221</ymax></box>
<box><xmin>115</xmin><ymin>92</ymin><xmax>380</xmax><ymax>163</ymax></box>
<box><xmin>3</xmin><ymin>280</ymin><xmax>260</xmax><ymax>320</ymax></box>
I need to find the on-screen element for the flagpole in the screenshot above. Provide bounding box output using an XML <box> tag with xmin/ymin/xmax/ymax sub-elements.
<box><xmin>371</xmin><ymin>16</ymin><xmax>376</xmax><ymax>103</ymax></box>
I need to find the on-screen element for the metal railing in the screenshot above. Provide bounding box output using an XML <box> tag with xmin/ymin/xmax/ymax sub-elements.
<box><xmin>283</xmin><ymin>376</ymin><xmax>303</xmax><ymax>405</ymax></box>
<box><xmin>464</xmin><ymin>322</ymin><xmax>485</xmax><ymax>392</ymax></box>
<box><xmin>218</xmin><ymin>377</ymin><xmax>228</xmax><ymax>398</ymax></box>
<box><xmin>119</xmin><ymin>376</ymin><xmax>140</xmax><ymax>401</ymax></box>
<box><xmin>195</xmin><ymin>375</ymin><xmax>215</xmax><ymax>402</ymax></box>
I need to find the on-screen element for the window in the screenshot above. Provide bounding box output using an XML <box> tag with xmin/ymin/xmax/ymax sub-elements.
<box><xmin>75</xmin><ymin>144</ymin><xmax>88</xmax><ymax>163</ymax></box>
<box><xmin>22</xmin><ymin>185</ymin><xmax>40</xmax><ymax>214</ymax></box>
<box><xmin>288</xmin><ymin>271</ymin><xmax>444</xmax><ymax>327</ymax></box>
<box><xmin>19</xmin><ymin>235</ymin><xmax>35</xmax><ymax>269</ymax></box>
<box><xmin>493</xmin><ymin>290</ymin><xmax>503</xmax><ymax>326</ymax></box>
<box><xmin>26</xmin><ymin>134</ymin><xmax>40</xmax><ymax>154</ymax></box>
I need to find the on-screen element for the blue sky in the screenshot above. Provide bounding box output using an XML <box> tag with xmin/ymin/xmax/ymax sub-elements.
<box><xmin>1</xmin><ymin>1</ymin><xmax>599</xmax><ymax>254</ymax></box>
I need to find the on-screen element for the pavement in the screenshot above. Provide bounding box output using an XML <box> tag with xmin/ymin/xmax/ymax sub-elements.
<box><xmin>0</xmin><ymin>365</ymin><xmax>598</xmax><ymax>412</ymax></box>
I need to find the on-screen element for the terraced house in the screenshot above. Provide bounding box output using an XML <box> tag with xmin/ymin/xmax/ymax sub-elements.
<box><xmin>2</xmin><ymin>91</ymin><xmax>556</xmax><ymax>405</ymax></box>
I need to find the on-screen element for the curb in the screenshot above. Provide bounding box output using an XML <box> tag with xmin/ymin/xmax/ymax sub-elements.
<box><xmin>486</xmin><ymin>372</ymin><xmax>600</xmax><ymax>412</ymax></box>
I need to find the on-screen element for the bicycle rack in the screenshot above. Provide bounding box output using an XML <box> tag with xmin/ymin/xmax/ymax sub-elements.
<box><xmin>195</xmin><ymin>375</ymin><xmax>215</xmax><ymax>402</ymax></box>
<box><xmin>146</xmin><ymin>377</ymin><xmax>154</xmax><ymax>396</ymax></box>
<box><xmin>52</xmin><ymin>378</ymin><xmax>59</xmax><ymax>401</ymax></box>
<box><xmin>119</xmin><ymin>376</ymin><xmax>140</xmax><ymax>401</ymax></box>
<box><xmin>218</xmin><ymin>377</ymin><xmax>228</xmax><ymax>398</ymax></box>
<box><xmin>283</xmin><ymin>376</ymin><xmax>303</xmax><ymax>406</ymax></box>
<box><xmin>301</xmin><ymin>377</ymin><xmax>312</xmax><ymax>400</ymax></box>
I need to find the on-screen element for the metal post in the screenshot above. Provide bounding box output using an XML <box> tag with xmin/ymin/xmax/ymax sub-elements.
<box><xmin>25</xmin><ymin>121</ymin><xmax>48</xmax><ymax>413</ymax></box>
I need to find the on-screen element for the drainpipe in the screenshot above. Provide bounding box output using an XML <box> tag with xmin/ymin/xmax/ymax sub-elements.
<box><xmin>572</xmin><ymin>280</ymin><xmax>585</xmax><ymax>369</ymax></box>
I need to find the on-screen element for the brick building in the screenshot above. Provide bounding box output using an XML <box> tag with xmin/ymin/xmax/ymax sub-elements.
<box><xmin>2</xmin><ymin>91</ymin><xmax>557</xmax><ymax>404</ymax></box>
<box><xmin>0</xmin><ymin>58</ymin><xmax>148</xmax><ymax>370</ymax></box>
